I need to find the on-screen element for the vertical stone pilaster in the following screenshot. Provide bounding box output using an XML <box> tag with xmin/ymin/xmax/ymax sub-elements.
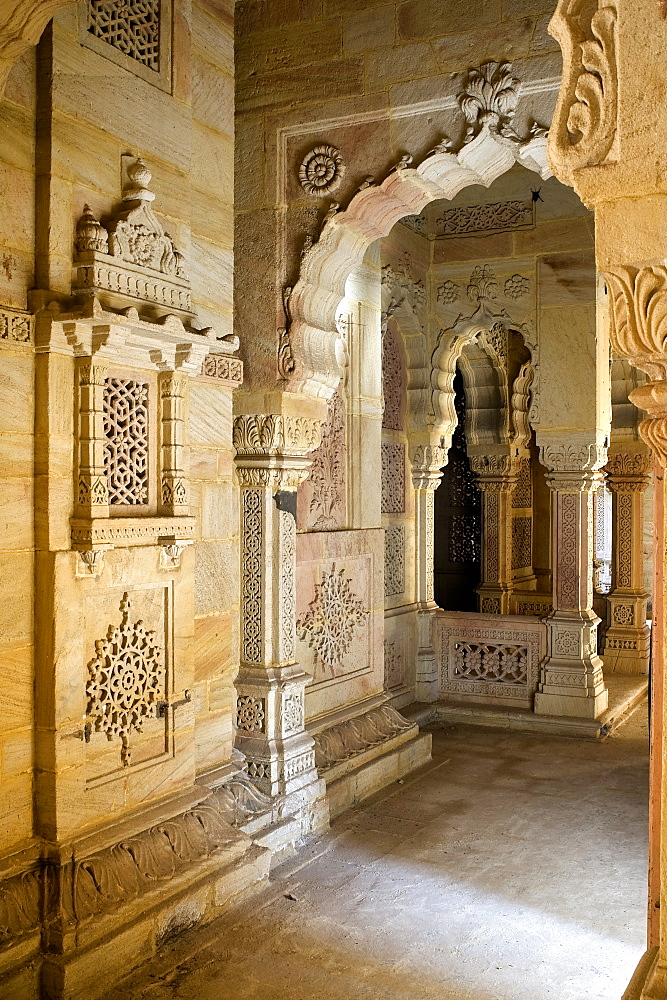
<box><xmin>233</xmin><ymin>413</ymin><xmax>328</xmax><ymax>833</ymax></box>
<box><xmin>76</xmin><ymin>359</ymin><xmax>109</xmax><ymax>517</ymax></box>
<box><xmin>534</xmin><ymin>442</ymin><xmax>609</xmax><ymax>719</ymax></box>
<box><xmin>471</xmin><ymin>454</ymin><xmax>517</xmax><ymax>615</ymax></box>
<box><xmin>159</xmin><ymin>371</ymin><xmax>189</xmax><ymax>515</ymax></box>
<box><xmin>411</xmin><ymin>445</ymin><xmax>445</xmax><ymax>701</ymax></box>
<box><xmin>604</xmin><ymin>447</ymin><xmax>652</xmax><ymax>673</ymax></box>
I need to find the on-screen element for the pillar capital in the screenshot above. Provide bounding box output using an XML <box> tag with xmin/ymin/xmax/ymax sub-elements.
<box><xmin>410</xmin><ymin>443</ymin><xmax>446</xmax><ymax>490</ymax></box>
<box><xmin>539</xmin><ymin>440</ymin><xmax>607</xmax><ymax>492</ymax></box>
<box><xmin>604</xmin><ymin>446</ymin><xmax>652</xmax><ymax>492</ymax></box>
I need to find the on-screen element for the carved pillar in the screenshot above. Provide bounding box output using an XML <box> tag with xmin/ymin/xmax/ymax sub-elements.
<box><xmin>534</xmin><ymin>443</ymin><xmax>608</xmax><ymax>719</ymax></box>
<box><xmin>76</xmin><ymin>359</ymin><xmax>109</xmax><ymax>517</ymax></box>
<box><xmin>603</xmin><ymin>447</ymin><xmax>652</xmax><ymax>674</ymax></box>
<box><xmin>411</xmin><ymin>445</ymin><xmax>445</xmax><ymax>702</ymax></box>
<box><xmin>233</xmin><ymin>414</ymin><xmax>328</xmax><ymax>832</ymax></box>
<box><xmin>159</xmin><ymin>371</ymin><xmax>189</xmax><ymax>515</ymax></box>
<box><xmin>471</xmin><ymin>454</ymin><xmax>517</xmax><ymax>615</ymax></box>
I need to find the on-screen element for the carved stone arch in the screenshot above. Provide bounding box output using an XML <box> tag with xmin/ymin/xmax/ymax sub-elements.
<box><xmin>379</xmin><ymin>288</ymin><xmax>429</xmax><ymax>442</ymax></box>
<box><xmin>430</xmin><ymin>316</ymin><xmax>537</xmax><ymax>456</ymax></box>
<box><xmin>286</xmin><ymin>120</ymin><xmax>552</xmax><ymax>403</ymax></box>
<box><xmin>0</xmin><ymin>0</ymin><xmax>74</xmax><ymax>97</ymax></box>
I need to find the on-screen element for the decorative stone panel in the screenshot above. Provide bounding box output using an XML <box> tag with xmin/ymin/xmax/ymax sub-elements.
<box><xmin>436</xmin><ymin>611</ymin><xmax>546</xmax><ymax>706</ymax></box>
<box><xmin>0</xmin><ymin>305</ymin><xmax>32</xmax><ymax>344</ymax></box>
<box><xmin>85</xmin><ymin>593</ymin><xmax>165</xmax><ymax>767</ymax></box>
<box><xmin>297</xmin><ymin>563</ymin><xmax>369</xmax><ymax>673</ymax></box>
<box><xmin>384</xmin><ymin>525</ymin><xmax>405</xmax><ymax>597</ymax></box>
<box><xmin>384</xmin><ymin>638</ymin><xmax>405</xmax><ymax>689</ymax></box>
<box><xmin>103</xmin><ymin>377</ymin><xmax>149</xmax><ymax>505</ymax></box>
<box><xmin>381</xmin><ymin>442</ymin><xmax>405</xmax><ymax>514</ymax></box>
<box><xmin>381</xmin><ymin>325</ymin><xmax>404</xmax><ymax>431</ymax></box>
<box><xmin>298</xmin><ymin>387</ymin><xmax>345</xmax><ymax>530</ymax></box>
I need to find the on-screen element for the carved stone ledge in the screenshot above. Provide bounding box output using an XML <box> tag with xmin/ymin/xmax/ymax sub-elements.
<box><xmin>71</xmin><ymin>516</ymin><xmax>196</xmax><ymax>550</ymax></box>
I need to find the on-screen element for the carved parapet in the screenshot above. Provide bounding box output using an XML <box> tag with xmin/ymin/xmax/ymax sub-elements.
<box><xmin>73</xmin><ymin>161</ymin><xmax>193</xmax><ymax>320</ymax></box>
<box><xmin>201</xmin><ymin>354</ymin><xmax>244</xmax><ymax>386</ymax></box>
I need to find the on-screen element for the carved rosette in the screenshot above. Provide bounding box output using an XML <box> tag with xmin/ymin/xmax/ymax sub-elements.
<box><xmin>298</xmin><ymin>145</ymin><xmax>345</xmax><ymax>196</ymax></box>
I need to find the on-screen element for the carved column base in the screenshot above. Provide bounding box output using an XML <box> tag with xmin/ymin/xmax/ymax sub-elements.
<box><xmin>534</xmin><ymin>611</ymin><xmax>609</xmax><ymax>719</ymax></box>
<box><xmin>477</xmin><ymin>584</ymin><xmax>512</xmax><ymax>616</ymax></box>
<box><xmin>234</xmin><ymin>665</ymin><xmax>328</xmax><ymax>835</ymax></box>
<box><xmin>604</xmin><ymin>590</ymin><xmax>651</xmax><ymax>674</ymax></box>
<box><xmin>414</xmin><ymin>606</ymin><xmax>438</xmax><ymax>702</ymax></box>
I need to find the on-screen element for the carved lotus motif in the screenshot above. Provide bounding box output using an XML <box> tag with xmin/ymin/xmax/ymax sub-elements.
<box><xmin>299</xmin><ymin>145</ymin><xmax>345</xmax><ymax>196</ymax></box>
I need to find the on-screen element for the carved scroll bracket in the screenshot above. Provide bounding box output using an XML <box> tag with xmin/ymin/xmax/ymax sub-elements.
<box><xmin>604</xmin><ymin>264</ymin><xmax>667</xmax><ymax>465</ymax></box>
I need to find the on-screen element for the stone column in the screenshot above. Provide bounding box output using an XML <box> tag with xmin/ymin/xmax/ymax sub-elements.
<box><xmin>411</xmin><ymin>444</ymin><xmax>445</xmax><ymax>702</ymax></box>
<box><xmin>159</xmin><ymin>371</ymin><xmax>189</xmax><ymax>515</ymax></box>
<box><xmin>534</xmin><ymin>442</ymin><xmax>608</xmax><ymax>719</ymax></box>
<box><xmin>75</xmin><ymin>359</ymin><xmax>109</xmax><ymax>516</ymax></box>
<box><xmin>603</xmin><ymin>446</ymin><xmax>652</xmax><ymax>673</ymax></box>
<box><xmin>233</xmin><ymin>413</ymin><xmax>328</xmax><ymax>834</ymax></box>
<box><xmin>470</xmin><ymin>453</ymin><xmax>517</xmax><ymax>615</ymax></box>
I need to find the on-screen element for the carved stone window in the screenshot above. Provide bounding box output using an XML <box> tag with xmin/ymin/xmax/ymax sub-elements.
<box><xmin>80</xmin><ymin>0</ymin><xmax>173</xmax><ymax>93</ymax></box>
<box><xmin>104</xmin><ymin>377</ymin><xmax>149</xmax><ymax>505</ymax></box>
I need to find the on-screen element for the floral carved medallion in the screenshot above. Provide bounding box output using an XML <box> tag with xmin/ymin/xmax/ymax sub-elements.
<box><xmin>297</xmin><ymin>563</ymin><xmax>368</xmax><ymax>671</ymax></box>
<box><xmin>86</xmin><ymin>593</ymin><xmax>165</xmax><ymax>766</ymax></box>
<box><xmin>298</xmin><ymin>145</ymin><xmax>345</xmax><ymax>196</ymax></box>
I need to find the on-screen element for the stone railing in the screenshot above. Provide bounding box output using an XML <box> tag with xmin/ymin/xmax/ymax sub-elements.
<box><xmin>434</xmin><ymin>610</ymin><xmax>548</xmax><ymax>710</ymax></box>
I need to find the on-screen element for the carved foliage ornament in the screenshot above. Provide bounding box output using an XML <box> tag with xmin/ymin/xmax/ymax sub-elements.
<box><xmin>312</xmin><ymin>706</ymin><xmax>413</xmax><ymax>771</ymax></box>
<box><xmin>549</xmin><ymin>0</ymin><xmax>618</xmax><ymax>178</ymax></box>
<box><xmin>459</xmin><ymin>61</ymin><xmax>520</xmax><ymax>139</ymax></box>
<box><xmin>76</xmin><ymin>160</ymin><xmax>186</xmax><ymax>278</ymax></box>
<box><xmin>299</xmin><ymin>145</ymin><xmax>345</xmax><ymax>196</ymax></box>
<box><xmin>297</xmin><ymin>563</ymin><xmax>369</xmax><ymax>670</ymax></box>
<box><xmin>86</xmin><ymin>594</ymin><xmax>165</xmax><ymax>765</ymax></box>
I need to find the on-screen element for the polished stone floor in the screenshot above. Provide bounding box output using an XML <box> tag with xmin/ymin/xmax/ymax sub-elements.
<box><xmin>109</xmin><ymin>705</ymin><xmax>649</xmax><ymax>1000</ymax></box>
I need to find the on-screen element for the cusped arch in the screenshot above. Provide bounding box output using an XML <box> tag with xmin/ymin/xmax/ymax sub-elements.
<box><xmin>286</xmin><ymin>113</ymin><xmax>552</xmax><ymax>401</ymax></box>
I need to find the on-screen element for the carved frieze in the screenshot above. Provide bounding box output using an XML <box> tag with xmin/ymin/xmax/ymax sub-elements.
<box><xmin>0</xmin><ymin>305</ymin><xmax>33</xmax><ymax>344</ymax></box>
<box><xmin>436</xmin><ymin>200</ymin><xmax>534</xmax><ymax>238</ymax></box>
<box><xmin>201</xmin><ymin>354</ymin><xmax>244</xmax><ymax>386</ymax></box>
<box><xmin>312</xmin><ymin>706</ymin><xmax>413</xmax><ymax>772</ymax></box>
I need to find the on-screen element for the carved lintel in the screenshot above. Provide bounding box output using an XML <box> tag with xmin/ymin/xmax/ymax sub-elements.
<box><xmin>71</xmin><ymin>516</ymin><xmax>196</xmax><ymax>550</ymax></box>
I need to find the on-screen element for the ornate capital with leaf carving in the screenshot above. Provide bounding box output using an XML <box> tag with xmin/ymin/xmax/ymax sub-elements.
<box><xmin>410</xmin><ymin>444</ymin><xmax>446</xmax><ymax>490</ymax></box>
<box><xmin>233</xmin><ymin>414</ymin><xmax>322</xmax><ymax>490</ymax></box>
<box><xmin>604</xmin><ymin>447</ymin><xmax>652</xmax><ymax>491</ymax></box>
<box><xmin>603</xmin><ymin>265</ymin><xmax>667</xmax><ymax>465</ymax></box>
<box><xmin>539</xmin><ymin>441</ymin><xmax>606</xmax><ymax>491</ymax></box>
